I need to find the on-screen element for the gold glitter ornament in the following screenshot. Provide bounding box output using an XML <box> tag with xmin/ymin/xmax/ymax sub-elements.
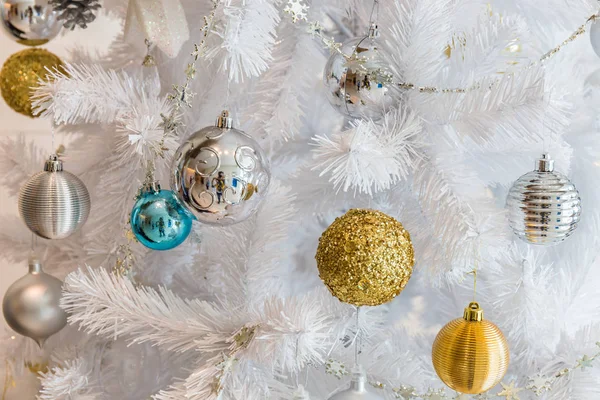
<box><xmin>0</xmin><ymin>48</ymin><xmax>63</xmax><ymax>117</ymax></box>
<box><xmin>315</xmin><ymin>209</ymin><xmax>414</xmax><ymax>306</ymax></box>
<box><xmin>432</xmin><ymin>302</ymin><xmax>510</xmax><ymax>394</ymax></box>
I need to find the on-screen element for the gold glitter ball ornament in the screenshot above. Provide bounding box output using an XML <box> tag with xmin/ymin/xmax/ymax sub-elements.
<box><xmin>315</xmin><ymin>209</ymin><xmax>414</xmax><ymax>306</ymax></box>
<box><xmin>432</xmin><ymin>302</ymin><xmax>510</xmax><ymax>394</ymax></box>
<box><xmin>0</xmin><ymin>48</ymin><xmax>63</xmax><ymax>117</ymax></box>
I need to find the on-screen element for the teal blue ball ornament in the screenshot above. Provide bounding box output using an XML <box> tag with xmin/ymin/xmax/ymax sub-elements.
<box><xmin>130</xmin><ymin>184</ymin><xmax>193</xmax><ymax>251</ymax></box>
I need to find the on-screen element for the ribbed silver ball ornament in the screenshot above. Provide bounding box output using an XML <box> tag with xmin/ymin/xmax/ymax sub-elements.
<box><xmin>328</xmin><ymin>366</ymin><xmax>383</xmax><ymax>400</ymax></box>
<box><xmin>590</xmin><ymin>18</ymin><xmax>600</xmax><ymax>58</ymax></box>
<box><xmin>2</xmin><ymin>255</ymin><xmax>67</xmax><ymax>347</ymax></box>
<box><xmin>19</xmin><ymin>155</ymin><xmax>91</xmax><ymax>239</ymax></box>
<box><xmin>506</xmin><ymin>154</ymin><xmax>581</xmax><ymax>245</ymax></box>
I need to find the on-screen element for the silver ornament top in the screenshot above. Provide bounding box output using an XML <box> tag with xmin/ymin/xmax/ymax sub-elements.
<box><xmin>216</xmin><ymin>110</ymin><xmax>233</xmax><ymax>129</ymax></box>
<box><xmin>535</xmin><ymin>153</ymin><xmax>554</xmax><ymax>172</ymax></box>
<box><xmin>506</xmin><ymin>154</ymin><xmax>581</xmax><ymax>245</ymax></box>
<box><xmin>368</xmin><ymin>23</ymin><xmax>380</xmax><ymax>39</ymax></box>
<box><xmin>44</xmin><ymin>154</ymin><xmax>63</xmax><ymax>172</ymax></box>
<box><xmin>328</xmin><ymin>366</ymin><xmax>383</xmax><ymax>400</ymax></box>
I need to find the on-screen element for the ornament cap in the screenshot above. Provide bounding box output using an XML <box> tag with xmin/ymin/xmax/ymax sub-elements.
<box><xmin>216</xmin><ymin>110</ymin><xmax>233</xmax><ymax>129</ymax></box>
<box><xmin>463</xmin><ymin>302</ymin><xmax>484</xmax><ymax>322</ymax></box>
<box><xmin>144</xmin><ymin>180</ymin><xmax>161</xmax><ymax>194</ymax></box>
<box><xmin>44</xmin><ymin>155</ymin><xmax>63</xmax><ymax>172</ymax></box>
<box><xmin>28</xmin><ymin>254</ymin><xmax>42</xmax><ymax>274</ymax></box>
<box><xmin>368</xmin><ymin>23</ymin><xmax>380</xmax><ymax>39</ymax></box>
<box><xmin>349</xmin><ymin>365</ymin><xmax>368</xmax><ymax>392</ymax></box>
<box><xmin>535</xmin><ymin>154</ymin><xmax>554</xmax><ymax>172</ymax></box>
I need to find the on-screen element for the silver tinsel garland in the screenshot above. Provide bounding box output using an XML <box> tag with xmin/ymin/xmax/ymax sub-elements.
<box><xmin>50</xmin><ymin>0</ymin><xmax>101</xmax><ymax>30</ymax></box>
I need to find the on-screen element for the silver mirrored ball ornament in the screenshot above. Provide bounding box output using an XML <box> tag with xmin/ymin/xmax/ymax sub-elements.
<box><xmin>323</xmin><ymin>24</ymin><xmax>396</xmax><ymax>120</ymax></box>
<box><xmin>328</xmin><ymin>366</ymin><xmax>383</xmax><ymax>400</ymax></box>
<box><xmin>171</xmin><ymin>111</ymin><xmax>271</xmax><ymax>226</ymax></box>
<box><xmin>1</xmin><ymin>0</ymin><xmax>62</xmax><ymax>46</ymax></box>
<box><xmin>2</xmin><ymin>256</ymin><xmax>67</xmax><ymax>347</ymax></box>
<box><xmin>19</xmin><ymin>155</ymin><xmax>91</xmax><ymax>239</ymax></box>
<box><xmin>506</xmin><ymin>154</ymin><xmax>581</xmax><ymax>245</ymax></box>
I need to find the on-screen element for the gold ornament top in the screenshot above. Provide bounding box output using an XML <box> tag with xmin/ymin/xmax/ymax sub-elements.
<box><xmin>432</xmin><ymin>302</ymin><xmax>510</xmax><ymax>394</ymax></box>
<box><xmin>315</xmin><ymin>209</ymin><xmax>414</xmax><ymax>306</ymax></box>
<box><xmin>0</xmin><ymin>48</ymin><xmax>63</xmax><ymax>118</ymax></box>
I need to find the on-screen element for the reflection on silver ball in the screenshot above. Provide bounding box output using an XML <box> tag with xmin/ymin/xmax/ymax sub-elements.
<box><xmin>1</xmin><ymin>0</ymin><xmax>61</xmax><ymax>46</ymax></box>
<box><xmin>506</xmin><ymin>154</ymin><xmax>581</xmax><ymax>245</ymax></box>
<box><xmin>328</xmin><ymin>367</ymin><xmax>383</xmax><ymax>400</ymax></box>
<box><xmin>171</xmin><ymin>111</ymin><xmax>271</xmax><ymax>226</ymax></box>
<box><xmin>323</xmin><ymin>25</ymin><xmax>396</xmax><ymax>120</ymax></box>
<box><xmin>19</xmin><ymin>155</ymin><xmax>91</xmax><ymax>240</ymax></box>
<box><xmin>2</xmin><ymin>256</ymin><xmax>67</xmax><ymax>348</ymax></box>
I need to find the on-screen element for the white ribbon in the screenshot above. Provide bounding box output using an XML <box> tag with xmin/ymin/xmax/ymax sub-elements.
<box><xmin>125</xmin><ymin>0</ymin><xmax>190</xmax><ymax>58</ymax></box>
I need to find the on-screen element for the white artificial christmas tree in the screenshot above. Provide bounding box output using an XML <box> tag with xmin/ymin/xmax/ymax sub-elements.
<box><xmin>2</xmin><ymin>0</ymin><xmax>600</xmax><ymax>399</ymax></box>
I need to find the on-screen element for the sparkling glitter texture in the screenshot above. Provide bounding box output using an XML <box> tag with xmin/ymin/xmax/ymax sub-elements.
<box><xmin>315</xmin><ymin>209</ymin><xmax>415</xmax><ymax>306</ymax></box>
<box><xmin>0</xmin><ymin>48</ymin><xmax>63</xmax><ymax>117</ymax></box>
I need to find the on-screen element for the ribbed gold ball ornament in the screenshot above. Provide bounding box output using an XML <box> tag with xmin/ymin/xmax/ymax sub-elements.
<box><xmin>315</xmin><ymin>209</ymin><xmax>414</xmax><ymax>306</ymax></box>
<box><xmin>432</xmin><ymin>302</ymin><xmax>510</xmax><ymax>394</ymax></box>
<box><xmin>0</xmin><ymin>47</ymin><xmax>63</xmax><ymax>117</ymax></box>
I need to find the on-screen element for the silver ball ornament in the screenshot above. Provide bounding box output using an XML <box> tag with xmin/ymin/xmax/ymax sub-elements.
<box><xmin>1</xmin><ymin>0</ymin><xmax>62</xmax><ymax>46</ymax></box>
<box><xmin>506</xmin><ymin>154</ymin><xmax>581</xmax><ymax>245</ymax></box>
<box><xmin>323</xmin><ymin>24</ymin><xmax>396</xmax><ymax>120</ymax></box>
<box><xmin>171</xmin><ymin>111</ymin><xmax>271</xmax><ymax>226</ymax></box>
<box><xmin>328</xmin><ymin>366</ymin><xmax>383</xmax><ymax>400</ymax></box>
<box><xmin>2</xmin><ymin>256</ymin><xmax>67</xmax><ymax>347</ymax></box>
<box><xmin>19</xmin><ymin>155</ymin><xmax>91</xmax><ymax>239</ymax></box>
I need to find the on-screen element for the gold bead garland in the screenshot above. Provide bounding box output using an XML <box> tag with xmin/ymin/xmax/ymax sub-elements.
<box><xmin>315</xmin><ymin>209</ymin><xmax>414</xmax><ymax>306</ymax></box>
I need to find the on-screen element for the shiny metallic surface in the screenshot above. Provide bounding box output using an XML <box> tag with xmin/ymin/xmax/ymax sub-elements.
<box><xmin>130</xmin><ymin>187</ymin><xmax>193</xmax><ymax>251</ymax></box>
<box><xmin>2</xmin><ymin>256</ymin><xmax>67</xmax><ymax>348</ymax></box>
<box><xmin>323</xmin><ymin>34</ymin><xmax>395</xmax><ymax>119</ymax></box>
<box><xmin>19</xmin><ymin>155</ymin><xmax>91</xmax><ymax>239</ymax></box>
<box><xmin>506</xmin><ymin>154</ymin><xmax>581</xmax><ymax>245</ymax></box>
<box><xmin>591</xmin><ymin>19</ymin><xmax>600</xmax><ymax>58</ymax></box>
<box><xmin>1</xmin><ymin>0</ymin><xmax>61</xmax><ymax>46</ymax></box>
<box><xmin>171</xmin><ymin>111</ymin><xmax>271</xmax><ymax>226</ymax></box>
<box><xmin>328</xmin><ymin>366</ymin><xmax>383</xmax><ymax>400</ymax></box>
<box><xmin>432</xmin><ymin>302</ymin><xmax>509</xmax><ymax>394</ymax></box>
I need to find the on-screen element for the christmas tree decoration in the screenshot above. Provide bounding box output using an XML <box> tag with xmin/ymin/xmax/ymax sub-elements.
<box><xmin>328</xmin><ymin>366</ymin><xmax>383</xmax><ymax>400</ymax></box>
<box><xmin>323</xmin><ymin>24</ymin><xmax>395</xmax><ymax>119</ymax></box>
<box><xmin>0</xmin><ymin>0</ymin><xmax>62</xmax><ymax>46</ymax></box>
<box><xmin>19</xmin><ymin>155</ymin><xmax>91</xmax><ymax>239</ymax></box>
<box><xmin>590</xmin><ymin>18</ymin><xmax>600</xmax><ymax>58</ymax></box>
<box><xmin>315</xmin><ymin>209</ymin><xmax>414</xmax><ymax>306</ymax></box>
<box><xmin>124</xmin><ymin>0</ymin><xmax>189</xmax><ymax>58</ymax></box>
<box><xmin>496</xmin><ymin>381</ymin><xmax>523</xmax><ymax>400</ymax></box>
<box><xmin>0</xmin><ymin>47</ymin><xmax>63</xmax><ymax>117</ymax></box>
<box><xmin>171</xmin><ymin>110</ymin><xmax>271</xmax><ymax>226</ymax></box>
<box><xmin>432</xmin><ymin>302</ymin><xmax>509</xmax><ymax>394</ymax></box>
<box><xmin>49</xmin><ymin>0</ymin><xmax>101</xmax><ymax>30</ymax></box>
<box><xmin>130</xmin><ymin>182</ymin><xmax>194</xmax><ymax>251</ymax></box>
<box><xmin>506</xmin><ymin>154</ymin><xmax>581</xmax><ymax>245</ymax></box>
<box><xmin>2</xmin><ymin>255</ymin><xmax>67</xmax><ymax>348</ymax></box>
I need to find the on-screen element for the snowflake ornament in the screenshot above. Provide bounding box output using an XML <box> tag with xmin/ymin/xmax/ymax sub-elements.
<box><xmin>497</xmin><ymin>381</ymin><xmax>524</xmax><ymax>400</ymax></box>
<box><xmin>284</xmin><ymin>0</ymin><xmax>309</xmax><ymax>23</ymax></box>
<box><xmin>307</xmin><ymin>21</ymin><xmax>323</xmax><ymax>37</ymax></box>
<box><xmin>325</xmin><ymin>359</ymin><xmax>348</xmax><ymax>379</ymax></box>
<box><xmin>576</xmin><ymin>354</ymin><xmax>594</xmax><ymax>371</ymax></box>
<box><xmin>526</xmin><ymin>374</ymin><xmax>553</xmax><ymax>396</ymax></box>
<box><xmin>393</xmin><ymin>385</ymin><xmax>418</xmax><ymax>399</ymax></box>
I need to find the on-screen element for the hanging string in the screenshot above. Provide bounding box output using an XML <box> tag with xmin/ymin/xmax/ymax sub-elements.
<box><xmin>368</xmin><ymin>0</ymin><xmax>380</xmax><ymax>28</ymax></box>
<box><xmin>354</xmin><ymin>306</ymin><xmax>361</xmax><ymax>366</ymax></box>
